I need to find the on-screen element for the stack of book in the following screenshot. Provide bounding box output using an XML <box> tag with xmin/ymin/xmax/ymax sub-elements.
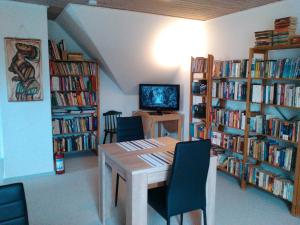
<box><xmin>251</xmin><ymin>57</ymin><xmax>300</xmax><ymax>79</ymax></box>
<box><xmin>211</xmin><ymin>108</ymin><xmax>246</xmax><ymax>130</ymax></box>
<box><xmin>53</xmin><ymin>134</ymin><xmax>97</xmax><ymax>153</ymax></box>
<box><xmin>51</xmin><ymin>92</ymin><xmax>97</xmax><ymax>107</ymax></box>
<box><xmin>48</xmin><ymin>40</ymin><xmax>65</xmax><ymax>60</ymax></box>
<box><xmin>212</xmin><ymin>81</ymin><xmax>247</xmax><ymax>101</ymax></box>
<box><xmin>190</xmin><ymin>121</ymin><xmax>206</xmax><ymax>140</ymax></box>
<box><xmin>254</xmin><ymin>30</ymin><xmax>273</xmax><ymax>47</ymax></box>
<box><xmin>49</xmin><ymin>61</ymin><xmax>97</xmax><ymax>76</ymax></box>
<box><xmin>52</xmin><ymin>116</ymin><xmax>98</xmax><ymax>135</ymax></box>
<box><xmin>213</xmin><ymin>60</ymin><xmax>248</xmax><ymax>78</ymax></box>
<box><xmin>192</xmin><ymin>80</ymin><xmax>207</xmax><ymax>95</ymax></box>
<box><xmin>191</xmin><ymin>57</ymin><xmax>207</xmax><ymax>73</ymax></box>
<box><xmin>51</xmin><ymin>76</ymin><xmax>97</xmax><ymax>92</ymax></box>
<box><xmin>247</xmin><ymin>165</ymin><xmax>294</xmax><ymax>201</ymax></box>
<box><xmin>273</xmin><ymin>17</ymin><xmax>297</xmax><ymax>46</ymax></box>
<box><xmin>211</xmin><ymin>131</ymin><xmax>244</xmax><ymax>154</ymax></box>
<box><xmin>218</xmin><ymin>156</ymin><xmax>243</xmax><ymax>178</ymax></box>
<box><xmin>290</xmin><ymin>35</ymin><xmax>300</xmax><ymax>45</ymax></box>
<box><xmin>247</xmin><ymin>138</ymin><xmax>295</xmax><ymax>171</ymax></box>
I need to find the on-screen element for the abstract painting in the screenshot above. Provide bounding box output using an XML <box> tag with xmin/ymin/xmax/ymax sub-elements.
<box><xmin>5</xmin><ymin>38</ymin><xmax>43</xmax><ymax>101</ymax></box>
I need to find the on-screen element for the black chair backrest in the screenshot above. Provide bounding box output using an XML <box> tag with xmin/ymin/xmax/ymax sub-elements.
<box><xmin>0</xmin><ymin>183</ymin><xmax>29</xmax><ymax>225</ymax></box>
<box><xmin>116</xmin><ymin>116</ymin><xmax>144</xmax><ymax>142</ymax></box>
<box><xmin>103</xmin><ymin>110</ymin><xmax>122</xmax><ymax>132</ymax></box>
<box><xmin>166</xmin><ymin>140</ymin><xmax>211</xmax><ymax>217</ymax></box>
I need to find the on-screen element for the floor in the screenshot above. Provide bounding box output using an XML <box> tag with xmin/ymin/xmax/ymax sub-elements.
<box><xmin>4</xmin><ymin>152</ymin><xmax>300</xmax><ymax>225</ymax></box>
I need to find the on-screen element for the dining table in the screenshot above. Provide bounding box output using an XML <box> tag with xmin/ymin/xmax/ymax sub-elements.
<box><xmin>98</xmin><ymin>136</ymin><xmax>217</xmax><ymax>225</ymax></box>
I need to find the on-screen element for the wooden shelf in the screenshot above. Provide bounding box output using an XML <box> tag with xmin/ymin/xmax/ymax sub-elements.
<box><xmin>53</xmin><ymin>130</ymin><xmax>97</xmax><ymax>137</ymax></box>
<box><xmin>50</xmin><ymin>74</ymin><xmax>96</xmax><ymax>77</ymax></box>
<box><xmin>192</xmin><ymin>93</ymin><xmax>207</xmax><ymax>97</ymax></box>
<box><xmin>248</xmin><ymin>156</ymin><xmax>294</xmax><ymax>173</ymax></box>
<box><xmin>52</xmin><ymin>113</ymin><xmax>96</xmax><ymax>117</ymax></box>
<box><xmin>253</xmin><ymin>44</ymin><xmax>300</xmax><ymax>51</ymax></box>
<box><xmin>50</xmin><ymin>59</ymin><xmax>97</xmax><ymax>63</ymax></box>
<box><xmin>218</xmin><ymin>166</ymin><xmax>241</xmax><ymax>180</ymax></box>
<box><xmin>52</xmin><ymin>105</ymin><xmax>97</xmax><ymax>108</ymax></box>
<box><xmin>51</xmin><ymin>90</ymin><xmax>96</xmax><ymax>93</ymax></box>
<box><xmin>212</xmin><ymin>97</ymin><xmax>246</xmax><ymax>103</ymax></box>
<box><xmin>212</xmin><ymin>77</ymin><xmax>247</xmax><ymax>80</ymax></box>
<box><xmin>247</xmin><ymin>182</ymin><xmax>292</xmax><ymax>203</ymax></box>
<box><xmin>251</xmin><ymin>77</ymin><xmax>300</xmax><ymax>81</ymax></box>
<box><xmin>193</xmin><ymin>77</ymin><xmax>207</xmax><ymax>81</ymax></box>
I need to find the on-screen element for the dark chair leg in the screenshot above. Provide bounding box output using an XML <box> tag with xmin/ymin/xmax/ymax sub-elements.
<box><xmin>103</xmin><ymin>132</ymin><xmax>108</xmax><ymax>144</ymax></box>
<box><xmin>180</xmin><ymin>213</ymin><xmax>183</xmax><ymax>225</ymax></box>
<box><xmin>115</xmin><ymin>174</ymin><xmax>120</xmax><ymax>207</ymax></box>
<box><xmin>167</xmin><ymin>217</ymin><xmax>170</xmax><ymax>225</ymax></box>
<box><xmin>203</xmin><ymin>209</ymin><xmax>207</xmax><ymax>225</ymax></box>
<box><xmin>110</xmin><ymin>133</ymin><xmax>113</xmax><ymax>143</ymax></box>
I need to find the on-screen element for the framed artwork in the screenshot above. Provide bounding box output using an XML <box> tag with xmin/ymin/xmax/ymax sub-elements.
<box><xmin>5</xmin><ymin>38</ymin><xmax>43</xmax><ymax>101</ymax></box>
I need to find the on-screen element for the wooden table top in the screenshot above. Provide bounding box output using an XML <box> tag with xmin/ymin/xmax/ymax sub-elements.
<box><xmin>99</xmin><ymin>137</ymin><xmax>178</xmax><ymax>173</ymax></box>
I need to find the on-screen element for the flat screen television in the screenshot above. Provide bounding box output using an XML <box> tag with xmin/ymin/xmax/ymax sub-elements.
<box><xmin>139</xmin><ymin>84</ymin><xmax>180</xmax><ymax>113</ymax></box>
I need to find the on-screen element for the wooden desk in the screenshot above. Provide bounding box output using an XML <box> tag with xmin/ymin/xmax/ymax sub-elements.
<box><xmin>133</xmin><ymin>111</ymin><xmax>183</xmax><ymax>140</ymax></box>
<box><xmin>98</xmin><ymin>137</ymin><xmax>217</xmax><ymax>225</ymax></box>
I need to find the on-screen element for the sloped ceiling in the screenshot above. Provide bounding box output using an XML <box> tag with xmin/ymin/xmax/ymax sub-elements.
<box><xmin>57</xmin><ymin>4</ymin><xmax>206</xmax><ymax>94</ymax></box>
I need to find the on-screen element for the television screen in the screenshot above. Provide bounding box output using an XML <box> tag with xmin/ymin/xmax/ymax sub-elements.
<box><xmin>139</xmin><ymin>84</ymin><xmax>180</xmax><ymax>111</ymax></box>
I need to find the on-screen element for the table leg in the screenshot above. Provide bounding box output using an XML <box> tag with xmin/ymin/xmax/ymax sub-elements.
<box><xmin>150</xmin><ymin>121</ymin><xmax>155</xmax><ymax>139</ymax></box>
<box><xmin>126</xmin><ymin>172</ymin><xmax>148</xmax><ymax>225</ymax></box>
<box><xmin>158</xmin><ymin>122</ymin><xmax>162</xmax><ymax>137</ymax></box>
<box><xmin>99</xmin><ymin>151</ymin><xmax>113</xmax><ymax>225</ymax></box>
<box><xmin>205</xmin><ymin>157</ymin><xmax>217</xmax><ymax>225</ymax></box>
<box><xmin>177</xmin><ymin>118</ymin><xmax>182</xmax><ymax>140</ymax></box>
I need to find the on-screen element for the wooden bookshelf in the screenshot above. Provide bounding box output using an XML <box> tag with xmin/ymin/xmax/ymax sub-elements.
<box><xmin>211</xmin><ymin>51</ymin><xmax>300</xmax><ymax>216</ymax></box>
<box><xmin>189</xmin><ymin>55</ymin><xmax>213</xmax><ymax>140</ymax></box>
<box><xmin>49</xmin><ymin>50</ymin><xmax>100</xmax><ymax>156</ymax></box>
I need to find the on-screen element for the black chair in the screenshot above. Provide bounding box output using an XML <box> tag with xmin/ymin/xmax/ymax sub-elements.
<box><xmin>114</xmin><ymin>116</ymin><xmax>144</xmax><ymax>206</ymax></box>
<box><xmin>103</xmin><ymin>110</ymin><xmax>122</xmax><ymax>144</ymax></box>
<box><xmin>0</xmin><ymin>183</ymin><xmax>29</xmax><ymax>225</ymax></box>
<box><xmin>148</xmin><ymin>140</ymin><xmax>211</xmax><ymax>225</ymax></box>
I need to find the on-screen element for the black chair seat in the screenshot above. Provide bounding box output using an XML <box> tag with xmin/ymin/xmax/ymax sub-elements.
<box><xmin>0</xmin><ymin>183</ymin><xmax>29</xmax><ymax>225</ymax></box>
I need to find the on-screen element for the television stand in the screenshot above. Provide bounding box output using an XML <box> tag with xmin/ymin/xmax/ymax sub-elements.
<box><xmin>132</xmin><ymin>111</ymin><xmax>183</xmax><ymax>140</ymax></box>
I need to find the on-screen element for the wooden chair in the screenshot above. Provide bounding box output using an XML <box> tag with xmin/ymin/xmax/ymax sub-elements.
<box><xmin>103</xmin><ymin>110</ymin><xmax>122</xmax><ymax>144</ymax></box>
<box><xmin>0</xmin><ymin>183</ymin><xmax>29</xmax><ymax>225</ymax></box>
<box><xmin>148</xmin><ymin>140</ymin><xmax>211</xmax><ymax>225</ymax></box>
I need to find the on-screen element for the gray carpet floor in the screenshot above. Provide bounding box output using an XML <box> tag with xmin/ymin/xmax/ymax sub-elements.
<box><xmin>4</xmin><ymin>152</ymin><xmax>300</xmax><ymax>225</ymax></box>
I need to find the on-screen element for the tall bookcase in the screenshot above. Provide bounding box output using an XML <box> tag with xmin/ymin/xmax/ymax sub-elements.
<box><xmin>189</xmin><ymin>55</ymin><xmax>213</xmax><ymax>140</ymax></box>
<box><xmin>210</xmin><ymin>45</ymin><xmax>300</xmax><ymax>216</ymax></box>
<box><xmin>49</xmin><ymin>59</ymin><xmax>100</xmax><ymax>155</ymax></box>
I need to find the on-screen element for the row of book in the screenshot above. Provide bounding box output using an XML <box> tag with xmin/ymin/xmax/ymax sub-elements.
<box><xmin>217</xmin><ymin>155</ymin><xmax>243</xmax><ymax>178</ymax></box>
<box><xmin>52</xmin><ymin>107</ymin><xmax>96</xmax><ymax>116</ymax></box>
<box><xmin>251</xmin><ymin>84</ymin><xmax>300</xmax><ymax>107</ymax></box>
<box><xmin>51</xmin><ymin>76</ymin><xmax>97</xmax><ymax>92</ymax></box>
<box><xmin>189</xmin><ymin>121</ymin><xmax>206</xmax><ymax>139</ymax></box>
<box><xmin>52</xmin><ymin>116</ymin><xmax>98</xmax><ymax>135</ymax></box>
<box><xmin>53</xmin><ymin>134</ymin><xmax>97</xmax><ymax>153</ymax></box>
<box><xmin>211</xmin><ymin>131</ymin><xmax>244</xmax><ymax>154</ymax></box>
<box><xmin>211</xmin><ymin>108</ymin><xmax>246</xmax><ymax>130</ymax></box>
<box><xmin>51</xmin><ymin>92</ymin><xmax>97</xmax><ymax>107</ymax></box>
<box><xmin>247</xmin><ymin>165</ymin><xmax>294</xmax><ymax>202</ymax></box>
<box><xmin>191</xmin><ymin>57</ymin><xmax>207</xmax><ymax>73</ymax></box>
<box><xmin>49</xmin><ymin>61</ymin><xmax>97</xmax><ymax>76</ymax></box>
<box><xmin>213</xmin><ymin>60</ymin><xmax>248</xmax><ymax>78</ymax></box>
<box><xmin>192</xmin><ymin>80</ymin><xmax>207</xmax><ymax>95</ymax></box>
<box><xmin>255</xmin><ymin>30</ymin><xmax>273</xmax><ymax>47</ymax></box>
<box><xmin>247</xmin><ymin>138</ymin><xmax>295</xmax><ymax>171</ymax></box>
<box><xmin>212</xmin><ymin>81</ymin><xmax>247</xmax><ymax>101</ymax></box>
<box><xmin>273</xmin><ymin>17</ymin><xmax>297</xmax><ymax>46</ymax></box>
<box><xmin>249</xmin><ymin>115</ymin><xmax>300</xmax><ymax>142</ymax></box>
<box><xmin>251</xmin><ymin>58</ymin><xmax>300</xmax><ymax>79</ymax></box>
<box><xmin>48</xmin><ymin>40</ymin><xmax>65</xmax><ymax>60</ymax></box>
<box><xmin>290</xmin><ymin>35</ymin><xmax>300</xmax><ymax>45</ymax></box>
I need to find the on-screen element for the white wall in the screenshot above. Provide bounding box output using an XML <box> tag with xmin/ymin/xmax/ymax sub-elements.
<box><xmin>0</xmin><ymin>1</ymin><xmax>54</xmax><ymax>179</ymax></box>
<box><xmin>206</xmin><ymin>0</ymin><xmax>300</xmax><ymax>60</ymax></box>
